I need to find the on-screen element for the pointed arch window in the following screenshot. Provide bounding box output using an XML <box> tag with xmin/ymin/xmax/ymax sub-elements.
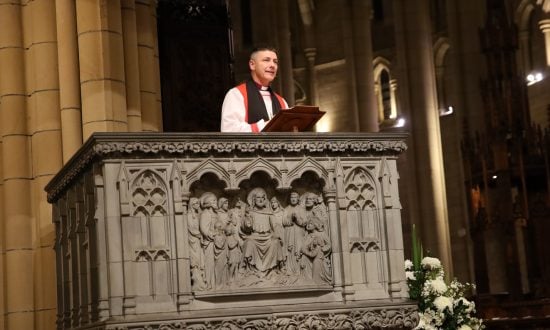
<box><xmin>373</xmin><ymin>59</ymin><xmax>397</xmax><ymax>124</ymax></box>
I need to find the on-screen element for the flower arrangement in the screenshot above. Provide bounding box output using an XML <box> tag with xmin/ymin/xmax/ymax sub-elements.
<box><xmin>406</xmin><ymin>226</ymin><xmax>485</xmax><ymax>330</ymax></box>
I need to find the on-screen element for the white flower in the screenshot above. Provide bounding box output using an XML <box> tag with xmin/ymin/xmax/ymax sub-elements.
<box><xmin>426</xmin><ymin>278</ymin><xmax>447</xmax><ymax>295</ymax></box>
<box><xmin>421</xmin><ymin>257</ymin><xmax>442</xmax><ymax>269</ymax></box>
<box><xmin>406</xmin><ymin>271</ymin><xmax>416</xmax><ymax>280</ymax></box>
<box><xmin>405</xmin><ymin>259</ymin><xmax>414</xmax><ymax>270</ymax></box>
<box><xmin>458</xmin><ymin>325</ymin><xmax>472</xmax><ymax>330</ymax></box>
<box><xmin>455</xmin><ymin>297</ymin><xmax>474</xmax><ymax>313</ymax></box>
<box><xmin>434</xmin><ymin>296</ymin><xmax>454</xmax><ymax>312</ymax></box>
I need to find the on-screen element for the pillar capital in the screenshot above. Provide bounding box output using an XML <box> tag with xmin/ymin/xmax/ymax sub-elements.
<box><xmin>538</xmin><ymin>19</ymin><xmax>550</xmax><ymax>65</ymax></box>
<box><xmin>304</xmin><ymin>47</ymin><xmax>317</xmax><ymax>60</ymax></box>
<box><xmin>539</xmin><ymin>18</ymin><xmax>550</xmax><ymax>32</ymax></box>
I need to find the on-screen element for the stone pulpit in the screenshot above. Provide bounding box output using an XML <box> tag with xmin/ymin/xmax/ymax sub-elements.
<box><xmin>46</xmin><ymin>132</ymin><xmax>418</xmax><ymax>330</ymax></box>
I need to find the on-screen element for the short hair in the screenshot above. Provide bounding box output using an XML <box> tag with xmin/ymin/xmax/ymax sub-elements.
<box><xmin>250</xmin><ymin>45</ymin><xmax>278</xmax><ymax>60</ymax></box>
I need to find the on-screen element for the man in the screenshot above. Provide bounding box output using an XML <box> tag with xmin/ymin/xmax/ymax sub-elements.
<box><xmin>221</xmin><ymin>46</ymin><xmax>289</xmax><ymax>132</ymax></box>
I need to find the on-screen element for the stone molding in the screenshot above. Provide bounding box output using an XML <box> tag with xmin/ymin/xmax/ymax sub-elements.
<box><xmin>92</xmin><ymin>305</ymin><xmax>419</xmax><ymax>330</ymax></box>
<box><xmin>46</xmin><ymin>132</ymin><xmax>408</xmax><ymax>202</ymax></box>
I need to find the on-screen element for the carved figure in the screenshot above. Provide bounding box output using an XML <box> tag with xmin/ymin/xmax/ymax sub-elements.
<box><xmin>314</xmin><ymin>193</ymin><xmax>328</xmax><ymax>224</ymax></box>
<box><xmin>300</xmin><ymin>217</ymin><xmax>332</xmax><ymax>284</ymax></box>
<box><xmin>199</xmin><ymin>192</ymin><xmax>218</xmax><ymax>288</ymax></box>
<box><xmin>283</xmin><ymin>191</ymin><xmax>306</xmax><ymax>275</ymax></box>
<box><xmin>241</xmin><ymin>188</ymin><xmax>285</xmax><ymax>275</ymax></box>
<box><xmin>217</xmin><ymin>197</ymin><xmax>230</xmax><ymax>225</ymax></box>
<box><xmin>213</xmin><ymin>218</ymin><xmax>228</xmax><ymax>288</ymax></box>
<box><xmin>225</xmin><ymin>218</ymin><xmax>242</xmax><ymax>282</ymax></box>
<box><xmin>188</xmin><ymin>197</ymin><xmax>207</xmax><ymax>290</ymax></box>
<box><xmin>270</xmin><ymin>196</ymin><xmax>285</xmax><ymax>242</ymax></box>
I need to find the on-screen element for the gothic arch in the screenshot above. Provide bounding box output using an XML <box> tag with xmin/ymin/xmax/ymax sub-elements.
<box><xmin>433</xmin><ymin>37</ymin><xmax>450</xmax><ymax>68</ymax></box>
<box><xmin>233</xmin><ymin>159</ymin><xmax>282</xmax><ymax>190</ymax></box>
<box><xmin>186</xmin><ymin>159</ymin><xmax>231</xmax><ymax>189</ymax></box>
<box><xmin>515</xmin><ymin>0</ymin><xmax>537</xmax><ymax>71</ymax></box>
<box><xmin>515</xmin><ymin>0</ymin><xmax>536</xmax><ymax>31</ymax></box>
<box><xmin>287</xmin><ymin>157</ymin><xmax>329</xmax><ymax>186</ymax></box>
<box><xmin>373</xmin><ymin>57</ymin><xmax>397</xmax><ymax>122</ymax></box>
<box><xmin>373</xmin><ymin>57</ymin><xmax>392</xmax><ymax>79</ymax></box>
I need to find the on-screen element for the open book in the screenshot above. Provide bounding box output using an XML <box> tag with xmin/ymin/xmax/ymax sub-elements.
<box><xmin>261</xmin><ymin>106</ymin><xmax>325</xmax><ymax>132</ymax></box>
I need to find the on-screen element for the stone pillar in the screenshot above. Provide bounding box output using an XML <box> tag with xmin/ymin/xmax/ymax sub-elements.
<box><xmin>539</xmin><ymin>19</ymin><xmax>550</xmax><ymax>66</ymax></box>
<box><xmin>276</xmin><ymin>0</ymin><xmax>295</xmax><ymax>106</ymax></box>
<box><xmin>324</xmin><ymin>189</ymin><xmax>342</xmax><ymax>291</ymax></box>
<box><xmin>351</xmin><ymin>0</ymin><xmax>379</xmax><ymax>132</ymax></box>
<box><xmin>444</xmin><ymin>0</ymin><xmax>485</xmax><ymax>284</ymax></box>
<box><xmin>136</xmin><ymin>0</ymin><xmax>161</xmax><ymax>132</ymax></box>
<box><xmin>76</xmin><ymin>0</ymin><xmax>128</xmax><ymax>139</ymax></box>
<box><xmin>150</xmin><ymin>2</ymin><xmax>163</xmax><ymax>131</ymax></box>
<box><xmin>304</xmin><ymin>48</ymin><xmax>318</xmax><ymax>105</ymax></box>
<box><xmin>518</xmin><ymin>30</ymin><xmax>531</xmax><ymax>71</ymax></box>
<box><xmin>122</xmin><ymin>0</ymin><xmax>143</xmax><ymax>132</ymax></box>
<box><xmin>25</xmin><ymin>0</ymin><xmax>64</xmax><ymax>327</ymax></box>
<box><xmin>394</xmin><ymin>0</ymin><xmax>453</xmax><ymax>275</ymax></box>
<box><xmin>56</xmin><ymin>0</ymin><xmax>84</xmax><ymax>162</ymax></box>
<box><xmin>340</xmin><ymin>4</ymin><xmax>360</xmax><ymax>131</ymax></box>
<box><xmin>297</xmin><ymin>0</ymin><xmax>317</xmax><ymax>106</ymax></box>
<box><xmin>0</xmin><ymin>1</ymin><xmax>34</xmax><ymax>328</ymax></box>
<box><xmin>390</xmin><ymin>79</ymin><xmax>398</xmax><ymax>119</ymax></box>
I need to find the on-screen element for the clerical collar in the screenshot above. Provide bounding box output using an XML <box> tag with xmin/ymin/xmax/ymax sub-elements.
<box><xmin>253</xmin><ymin>81</ymin><xmax>269</xmax><ymax>91</ymax></box>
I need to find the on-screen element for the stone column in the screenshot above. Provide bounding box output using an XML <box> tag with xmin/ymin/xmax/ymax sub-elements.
<box><xmin>76</xmin><ymin>0</ymin><xmax>128</xmax><ymax>139</ymax></box>
<box><xmin>351</xmin><ymin>0</ymin><xmax>379</xmax><ymax>132</ymax></box>
<box><xmin>0</xmin><ymin>1</ymin><xmax>34</xmax><ymax>328</ymax></box>
<box><xmin>297</xmin><ymin>0</ymin><xmax>318</xmax><ymax>106</ymax></box>
<box><xmin>340</xmin><ymin>4</ymin><xmax>360</xmax><ymax>131</ymax></box>
<box><xmin>390</xmin><ymin>79</ymin><xmax>398</xmax><ymax>119</ymax></box>
<box><xmin>150</xmin><ymin>2</ymin><xmax>163</xmax><ymax>131</ymax></box>
<box><xmin>136</xmin><ymin>0</ymin><xmax>161</xmax><ymax>132</ymax></box>
<box><xmin>122</xmin><ymin>0</ymin><xmax>143</xmax><ymax>132</ymax></box>
<box><xmin>394</xmin><ymin>0</ymin><xmax>453</xmax><ymax>275</ymax></box>
<box><xmin>25</xmin><ymin>0</ymin><xmax>64</xmax><ymax>327</ymax></box>
<box><xmin>539</xmin><ymin>19</ymin><xmax>550</xmax><ymax>66</ymax></box>
<box><xmin>276</xmin><ymin>0</ymin><xmax>295</xmax><ymax>106</ymax></box>
<box><xmin>56</xmin><ymin>0</ymin><xmax>83</xmax><ymax>163</ymax></box>
<box><xmin>324</xmin><ymin>189</ymin><xmax>342</xmax><ymax>291</ymax></box>
<box><xmin>304</xmin><ymin>48</ymin><xmax>318</xmax><ymax>105</ymax></box>
<box><xmin>518</xmin><ymin>30</ymin><xmax>531</xmax><ymax>71</ymax></box>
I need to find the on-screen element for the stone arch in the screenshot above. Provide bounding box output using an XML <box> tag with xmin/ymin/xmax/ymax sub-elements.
<box><xmin>287</xmin><ymin>157</ymin><xmax>329</xmax><ymax>187</ymax></box>
<box><xmin>433</xmin><ymin>37</ymin><xmax>450</xmax><ymax>68</ymax></box>
<box><xmin>515</xmin><ymin>0</ymin><xmax>536</xmax><ymax>30</ymax></box>
<box><xmin>515</xmin><ymin>0</ymin><xmax>536</xmax><ymax>71</ymax></box>
<box><xmin>373</xmin><ymin>57</ymin><xmax>397</xmax><ymax>122</ymax></box>
<box><xmin>235</xmin><ymin>158</ymin><xmax>282</xmax><ymax>188</ymax></box>
<box><xmin>186</xmin><ymin>159</ymin><xmax>230</xmax><ymax>190</ymax></box>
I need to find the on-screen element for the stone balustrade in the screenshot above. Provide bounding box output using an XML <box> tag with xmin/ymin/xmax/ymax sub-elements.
<box><xmin>46</xmin><ymin>132</ymin><xmax>418</xmax><ymax>330</ymax></box>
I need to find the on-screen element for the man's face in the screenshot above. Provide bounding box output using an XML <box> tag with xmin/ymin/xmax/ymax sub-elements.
<box><xmin>289</xmin><ymin>193</ymin><xmax>299</xmax><ymax>206</ymax></box>
<box><xmin>210</xmin><ymin>197</ymin><xmax>218</xmax><ymax>210</ymax></box>
<box><xmin>254</xmin><ymin>193</ymin><xmax>267</xmax><ymax>208</ymax></box>
<box><xmin>305</xmin><ymin>195</ymin><xmax>315</xmax><ymax>208</ymax></box>
<box><xmin>249</xmin><ymin>50</ymin><xmax>278</xmax><ymax>86</ymax></box>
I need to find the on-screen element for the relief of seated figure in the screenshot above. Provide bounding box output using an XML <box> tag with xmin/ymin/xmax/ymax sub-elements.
<box><xmin>241</xmin><ymin>188</ymin><xmax>285</xmax><ymax>277</ymax></box>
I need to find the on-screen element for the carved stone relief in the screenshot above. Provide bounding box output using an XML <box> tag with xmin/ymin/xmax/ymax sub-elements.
<box><xmin>188</xmin><ymin>172</ymin><xmax>332</xmax><ymax>292</ymax></box>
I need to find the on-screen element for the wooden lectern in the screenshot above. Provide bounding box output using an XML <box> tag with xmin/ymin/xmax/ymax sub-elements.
<box><xmin>262</xmin><ymin>105</ymin><xmax>325</xmax><ymax>132</ymax></box>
